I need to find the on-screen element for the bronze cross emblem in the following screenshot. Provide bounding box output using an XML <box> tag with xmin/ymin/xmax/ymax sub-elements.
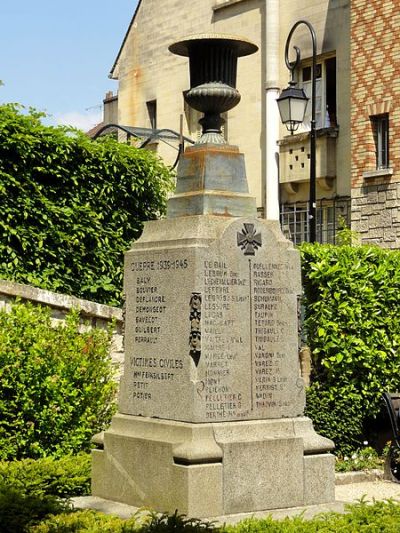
<box><xmin>237</xmin><ymin>223</ymin><xmax>262</xmax><ymax>256</ymax></box>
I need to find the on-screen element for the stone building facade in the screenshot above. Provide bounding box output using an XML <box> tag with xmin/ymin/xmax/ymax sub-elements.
<box><xmin>350</xmin><ymin>0</ymin><xmax>400</xmax><ymax>247</ymax></box>
<box><xmin>108</xmin><ymin>0</ymin><xmax>400</xmax><ymax>247</ymax></box>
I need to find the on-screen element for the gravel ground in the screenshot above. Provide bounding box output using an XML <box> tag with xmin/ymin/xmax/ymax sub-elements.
<box><xmin>335</xmin><ymin>479</ymin><xmax>400</xmax><ymax>503</ymax></box>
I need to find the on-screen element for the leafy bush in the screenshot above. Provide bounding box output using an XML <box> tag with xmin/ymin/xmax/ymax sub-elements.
<box><xmin>0</xmin><ymin>104</ymin><xmax>174</xmax><ymax>306</ymax></box>
<box><xmin>30</xmin><ymin>510</ymin><xmax>215</xmax><ymax>533</ymax></box>
<box><xmin>301</xmin><ymin>243</ymin><xmax>400</xmax><ymax>453</ymax></box>
<box><xmin>334</xmin><ymin>446</ymin><xmax>383</xmax><ymax>472</ymax></box>
<box><xmin>29</xmin><ymin>501</ymin><xmax>400</xmax><ymax>532</ymax></box>
<box><xmin>0</xmin><ymin>483</ymin><xmax>70</xmax><ymax>533</ymax></box>
<box><xmin>29</xmin><ymin>510</ymin><xmax>128</xmax><ymax>533</ymax></box>
<box><xmin>223</xmin><ymin>500</ymin><xmax>400</xmax><ymax>532</ymax></box>
<box><xmin>0</xmin><ymin>454</ymin><xmax>91</xmax><ymax>498</ymax></box>
<box><xmin>0</xmin><ymin>301</ymin><xmax>117</xmax><ymax>460</ymax></box>
<box><xmin>139</xmin><ymin>511</ymin><xmax>216</xmax><ymax>533</ymax></box>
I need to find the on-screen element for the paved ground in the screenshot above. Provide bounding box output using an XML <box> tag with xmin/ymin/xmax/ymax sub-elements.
<box><xmin>72</xmin><ymin>475</ymin><xmax>400</xmax><ymax>525</ymax></box>
<box><xmin>336</xmin><ymin>479</ymin><xmax>400</xmax><ymax>504</ymax></box>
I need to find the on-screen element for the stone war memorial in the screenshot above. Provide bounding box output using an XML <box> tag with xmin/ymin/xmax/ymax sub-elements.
<box><xmin>92</xmin><ymin>34</ymin><xmax>335</xmax><ymax>518</ymax></box>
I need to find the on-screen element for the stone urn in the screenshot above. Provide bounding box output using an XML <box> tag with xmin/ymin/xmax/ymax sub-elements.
<box><xmin>169</xmin><ymin>34</ymin><xmax>258</xmax><ymax>144</ymax></box>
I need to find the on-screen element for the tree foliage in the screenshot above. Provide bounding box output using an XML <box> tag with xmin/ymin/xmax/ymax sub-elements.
<box><xmin>0</xmin><ymin>104</ymin><xmax>174</xmax><ymax>305</ymax></box>
<box><xmin>301</xmin><ymin>243</ymin><xmax>400</xmax><ymax>452</ymax></box>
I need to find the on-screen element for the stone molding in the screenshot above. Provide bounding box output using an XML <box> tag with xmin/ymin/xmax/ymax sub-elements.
<box><xmin>0</xmin><ymin>279</ymin><xmax>122</xmax><ymax>322</ymax></box>
<box><xmin>367</xmin><ymin>99</ymin><xmax>392</xmax><ymax>117</ymax></box>
<box><xmin>213</xmin><ymin>0</ymin><xmax>250</xmax><ymax>12</ymax></box>
<box><xmin>363</xmin><ymin>168</ymin><xmax>394</xmax><ymax>180</ymax></box>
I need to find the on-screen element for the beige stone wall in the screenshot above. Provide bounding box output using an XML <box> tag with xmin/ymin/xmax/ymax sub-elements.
<box><xmin>213</xmin><ymin>1</ymin><xmax>264</xmax><ymax>203</ymax></box>
<box><xmin>113</xmin><ymin>0</ymin><xmax>350</xmax><ymax>210</ymax></box>
<box><xmin>103</xmin><ymin>92</ymin><xmax>118</xmax><ymax>124</ymax></box>
<box><xmin>114</xmin><ymin>0</ymin><xmax>264</xmax><ymax>205</ymax></box>
<box><xmin>0</xmin><ymin>280</ymin><xmax>124</xmax><ymax>379</ymax></box>
<box><xmin>278</xmin><ymin>0</ymin><xmax>351</xmax><ymax>204</ymax></box>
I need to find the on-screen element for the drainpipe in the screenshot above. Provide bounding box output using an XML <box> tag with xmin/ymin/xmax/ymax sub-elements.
<box><xmin>264</xmin><ymin>0</ymin><xmax>280</xmax><ymax>220</ymax></box>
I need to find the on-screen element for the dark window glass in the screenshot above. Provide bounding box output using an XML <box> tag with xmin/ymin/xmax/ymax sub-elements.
<box><xmin>146</xmin><ymin>100</ymin><xmax>157</xmax><ymax>130</ymax></box>
<box><xmin>302</xmin><ymin>64</ymin><xmax>322</xmax><ymax>82</ymax></box>
<box><xmin>371</xmin><ymin>114</ymin><xmax>389</xmax><ymax>169</ymax></box>
<box><xmin>325</xmin><ymin>57</ymin><xmax>336</xmax><ymax>127</ymax></box>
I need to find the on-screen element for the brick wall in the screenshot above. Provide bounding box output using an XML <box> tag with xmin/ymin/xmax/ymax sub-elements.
<box><xmin>351</xmin><ymin>0</ymin><xmax>400</xmax><ymax>246</ymax></box>
<box><xmin>0</xmin><ymin>280</ymin><xmax>124</xmax><ymax>379</ymax></box>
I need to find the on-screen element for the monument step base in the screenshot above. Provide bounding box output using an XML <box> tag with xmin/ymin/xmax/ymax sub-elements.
<box><xmin>92</xmin><ymin>414</ymin><xmax>335</xmax><ymax>517</ymax></box>
<box><xmin>72</xmin><ymin>496</ymin><xmax>346</xmax><ymax>524</ymax></box>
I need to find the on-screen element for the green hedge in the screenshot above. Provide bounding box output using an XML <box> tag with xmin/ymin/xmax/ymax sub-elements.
<box><xmin>0</xmin><ymin>104</ymin><xmax>174</xmax><ymax>306</ymax></box>
<box><xmin>0</xmin><ymin>454</ymin><xmax>91</xmax><ymax>498</ymax></box>
<box><xmin>0</xmin><ymin>301</ymin><xmax>117</xmax><ymax>460</ymax></box>
<box><xmin>305</xmin><ymin>384</ymin><xmax>366</xmax><ymax>455</ymax></box>
<box><xmin>0</xmin><ymin>454</ymin><xmax>89</xmax><ymax>532</ymax></box>
<box><xmin>301</xmin><ymin>243</ymin><xmax>400</xmax><ymax>453</ymax></box>
<box><xmin>0</xmin><ymin>484</ymin><xmax>69</xmax><ymax>533</ymax></box>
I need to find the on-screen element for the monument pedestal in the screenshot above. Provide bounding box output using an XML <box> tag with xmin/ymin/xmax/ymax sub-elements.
<box><xmin>92</xmin><ymin>214</ymin><xmax>335</xmax><ymax>517</ymax></box>
<box><xmin>93</xmin><ymin>413</ymin><xmax>334</xmax><ymax>516</ymax></box>
<box><xmin>92</xmin><ymin>414</ymin><xmax>334</xmax><ymax>517</ymax></box>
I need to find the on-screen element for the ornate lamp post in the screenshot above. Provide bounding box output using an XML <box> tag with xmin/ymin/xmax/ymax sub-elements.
<box><xmin>277</xmin><ymin>20</ymin><xmax>317</xmax><ymax>243</ymax></box>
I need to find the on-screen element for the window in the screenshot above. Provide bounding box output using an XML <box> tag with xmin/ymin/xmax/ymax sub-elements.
<box><xmin>146</xmin><ymin>100</ymin><xmax>157</xmax><ymax>130</ymax></box>
<box><xmin>299</xmin><ymin>57</ymin><xmax>336</xmax><ymax>131</ymax></box>
<box><xmin>280</xmin><ymin>198</ymin><xmax>350</xmax><ymax>245</ymax></box>
<box><xmin>371</xmin><ymin>114</ymin><xmax>389</xmax><ymax>169</ymax></box>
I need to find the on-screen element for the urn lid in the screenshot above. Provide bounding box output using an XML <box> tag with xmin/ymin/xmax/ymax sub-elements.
<box><xmin>169</xmin><ymin>33</ymin><xmax>258</xmax><ymax>57</ymax></box>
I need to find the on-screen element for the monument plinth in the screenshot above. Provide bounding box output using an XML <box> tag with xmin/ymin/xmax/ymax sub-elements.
<box><xmin>92</xmin><ymin>33</ymin><xmax>335</xmax><ymax>518</ymax></box>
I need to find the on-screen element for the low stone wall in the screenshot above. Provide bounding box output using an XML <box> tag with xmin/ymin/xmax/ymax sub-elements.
<box><xmin>0</xmin><ymin>280</ymin><xmax>124</xmax><ymax>378</ymax></box>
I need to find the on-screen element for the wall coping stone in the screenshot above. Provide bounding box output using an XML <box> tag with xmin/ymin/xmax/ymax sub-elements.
<box><xmin>278</xmin><ymin>127</ymin><xmax>339</xmax><ymax>146</ymax></box>
<box><xmin>213</xmin><ymin>0</ymin><xmax>248</xmax><ymax>11</ymax></box>
<box><xmin>0</xmin><ymin>279</ymin><xmax>123</xmax><ymax>323</ymax></box>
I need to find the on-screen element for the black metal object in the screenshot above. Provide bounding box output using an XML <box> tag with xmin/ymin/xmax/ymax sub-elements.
<box><xmin>382</xmin><ymin>392</ymin><xmax>400</xmax><ymax>481</ymax></box>
<box><xmin>169</xmin><ymin>34</ymin><xmax>258</xmax><ymax>144</ymax></box>
<box><xmin>92</xmin><ymin>124</ymin><xmax>194</xmax><ymax>170</ymax></box>
<box><xmin>282</xmin><ymin>20</ymin><xmax>317</xmax><ymax>243</ymax></box>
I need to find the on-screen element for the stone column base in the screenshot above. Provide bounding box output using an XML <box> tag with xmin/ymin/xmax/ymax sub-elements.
<box><xmin>92</xmin><ymin>414</ymin><xmax>335</xmax><ymax>518</ymax></box>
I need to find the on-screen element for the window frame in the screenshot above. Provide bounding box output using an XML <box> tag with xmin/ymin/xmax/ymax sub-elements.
<box><xmin>146</xmin><ymin>100</ymin><xmax>157</xmax><ymax>130</ymax></box>
<box><xmin>298</xmin><ymin>55</ymin><xmax>336</xmax><ymax>132</ymax></box>
<box><xmin>371</xmin><ymin>114</ymin><xmax>389</xmax><ymax>170</ymax></box>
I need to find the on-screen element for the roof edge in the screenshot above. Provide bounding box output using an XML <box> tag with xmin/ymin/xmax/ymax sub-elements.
<box><xmin>109</xmin><ymin>0</ymin><xmax>143</xmax><ymax>79</ymax></box>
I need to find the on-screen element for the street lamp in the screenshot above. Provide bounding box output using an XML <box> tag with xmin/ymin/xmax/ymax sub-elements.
<box><xmin>277</xmin><ymin>20</ymin><xmax>317</xmax><ymax>243</ymax></box>
<box><xmin>276</xmin><ymin>78</ymin><xmax>308</xmax><ymax>134</ymax></box>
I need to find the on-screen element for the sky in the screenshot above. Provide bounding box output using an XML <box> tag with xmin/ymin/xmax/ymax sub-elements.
<box><xmin>0</xmin><ymin>1</ymin><xmax>139</xmax><ymax>130</ymax></box>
